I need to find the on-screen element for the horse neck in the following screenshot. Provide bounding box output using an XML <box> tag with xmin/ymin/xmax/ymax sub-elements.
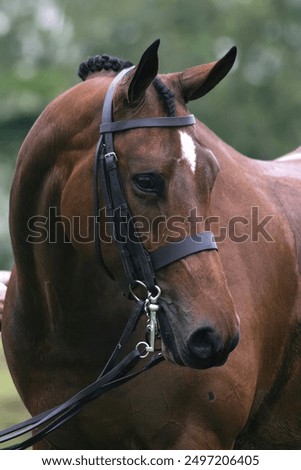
<box><xmin>194</xmin><ymin>120</ymin><xmax>263</xmax><ymax>208</ymax></box>
<box><xmin>10</xmin><ymin>86</ymin><xmax>131</xmax><ymax>344</ymax></box>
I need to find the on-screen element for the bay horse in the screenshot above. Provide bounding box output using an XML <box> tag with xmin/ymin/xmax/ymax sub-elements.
<box><xmin>2</xmin><ymin>40</ymin><xmax>301</xmax><ymax>450</ymax></box>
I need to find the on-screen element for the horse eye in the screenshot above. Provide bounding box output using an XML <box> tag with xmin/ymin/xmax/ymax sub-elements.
<box><xmin>132</xmin><ymin>173</ymin><xmax>164</xmax><ymax>195</ymax></box>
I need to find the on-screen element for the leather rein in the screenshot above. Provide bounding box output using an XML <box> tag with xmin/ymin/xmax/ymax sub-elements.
<box><xmin>0</xmin><ymin>67</ymin><xmax>217</xmax><ymax>449</ymax></box>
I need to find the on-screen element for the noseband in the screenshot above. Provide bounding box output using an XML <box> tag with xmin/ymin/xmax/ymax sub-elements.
<box><xmin>94</xmin><ymin>67</ymin><xmax>217</xmax><ymax>299</ymax></box>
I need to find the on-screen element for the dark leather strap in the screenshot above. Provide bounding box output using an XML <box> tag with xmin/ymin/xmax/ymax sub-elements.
<box><xmin>101</xmin><ymin>67</ymin><xmax>134</xmax><ymax>154</ymax></box>
<box><xmin>94</xmin><ymin>138</ymin><xmax>115</xmax><ymax>279</ymax></box>
<box><xmin>99</xmin><ymin>150</ymin><xmax>156</xmax><ymax>295</ymax></box>
<box><xmin>0</xmin><ymin>300</ymin><xmax>164</xmax><ymax>449</ymax></box>
<box><xmin>100</xmin><ymin>114</ymin><xmax>196</xmax><ymax>134</ymax></box>
<box><xmin>95</xmin><ymin>66</ymin><xmax>158</xmax><ymax>294</ymax></box>
<box><xmin>93</xmin><ymin>68</ymin><xmax>134</xmax><ymax>280</ymax></box>
<box><xmin>150</xmin><ymin>231</ymin><xmax>218</xmax><ymax>271</ymax></box>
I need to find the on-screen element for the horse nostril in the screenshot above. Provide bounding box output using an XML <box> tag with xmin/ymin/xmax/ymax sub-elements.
<box><xmin>187</xmin><ymin>327</ymin><xmax>222</xmax><ymax>360</ymax></box>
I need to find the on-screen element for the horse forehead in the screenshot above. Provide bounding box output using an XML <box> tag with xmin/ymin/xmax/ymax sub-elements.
<box><xmin>178</xmin><ymin>130</ymin><xmax>197</xmax><ymax>174</ymax></box>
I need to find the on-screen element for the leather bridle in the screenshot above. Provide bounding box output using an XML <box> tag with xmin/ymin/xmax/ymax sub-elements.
<box><xmin>95</xmin><ymin>66</ymin><xmax>217</xmax><ymax>295</ymax></box>
<box><xmin>0</xmin><ymin>67</ymin><xmax>217</xmax><ymax>449</ymax></box>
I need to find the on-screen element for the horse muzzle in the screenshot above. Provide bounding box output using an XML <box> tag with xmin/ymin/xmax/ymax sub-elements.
<box><xmin>185</xmin><ymin>327</ymin><xmax>240</xmax><ymax>369</ymax></box>
<box><xmin>157</xmin><ymin>306</ymin><xmax>240</xmax><ymax>370</ymax></box>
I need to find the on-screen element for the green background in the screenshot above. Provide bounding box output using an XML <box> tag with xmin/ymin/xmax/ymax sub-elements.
<box><xmin>0</xmin><ymin>0</ymin><xmax>300</xmax><ymax>436</ymax></box>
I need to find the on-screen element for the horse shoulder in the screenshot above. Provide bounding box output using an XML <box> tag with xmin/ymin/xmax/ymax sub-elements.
<box><xmin>257</xmin><ymin>154</ymin><xmax>301</xmax><ymax>276</ymax></box>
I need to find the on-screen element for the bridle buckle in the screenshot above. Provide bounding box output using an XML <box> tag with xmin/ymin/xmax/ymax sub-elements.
<box><xmin>104</xmin><ymin>151</ymin><xmax>118</xmax><ymax>162</ymax></box>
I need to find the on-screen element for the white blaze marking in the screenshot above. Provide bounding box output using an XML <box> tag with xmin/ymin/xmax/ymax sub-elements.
<box><xmin>179</xmin><ymin>131</ymin><xmax>197</xmax><ymax>173</ymax></box>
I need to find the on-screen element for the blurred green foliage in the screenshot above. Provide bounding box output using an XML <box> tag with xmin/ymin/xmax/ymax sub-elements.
<box><xmin>0</xmin><ymin>346</ymin><xmax>30</xmax><ymax>438</ymax></box>
<box><xmin>0</xmin><ymin>0</ymin><xmax>301</xmax><ymax>270</ymax></box>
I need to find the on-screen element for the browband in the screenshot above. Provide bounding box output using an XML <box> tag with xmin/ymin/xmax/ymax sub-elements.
<box><xmin>100</xmin><ymin>115</ymin><xmax>196</xmax><ymax>134</ymax></box>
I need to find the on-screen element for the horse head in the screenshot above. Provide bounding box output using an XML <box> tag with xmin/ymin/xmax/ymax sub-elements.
<box><xmin>62</xmin><ymin>40</ymin><xmax>240</xmax><ymax>370</ymax></box>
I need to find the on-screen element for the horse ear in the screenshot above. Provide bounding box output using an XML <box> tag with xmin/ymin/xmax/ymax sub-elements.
<box><xmin>127</xmin><ymin>39</ymin><xmax>160</xmax><ymax>104</ymax></box>
<box><xmin>179</xmin><ymin>46</ymin><xmax>237</xmax><ymax>102</ymax></box>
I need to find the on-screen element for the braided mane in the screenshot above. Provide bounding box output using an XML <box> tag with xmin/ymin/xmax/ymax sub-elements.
<box><xmin>78</xmin><ymin>55</ymin><xmax>133</xmax><ymax>80</ymax></box>
<box><xmin>78</xmin><ymin>54</ymin><xmax>175</xmax><ymax>117</ymax></box>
